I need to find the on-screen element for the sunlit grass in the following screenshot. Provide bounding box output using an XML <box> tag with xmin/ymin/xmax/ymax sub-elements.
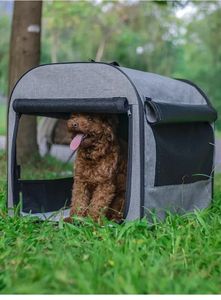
<box><xmin>0</xmin><ymin>103</ymin><xmax>6</xmax><ymax>136</ymax></box>
<box><xmin>20</xmin><ymin>154</ymin><xmax>73</xmax><ymax>180</ymax></box>
<box><xmin>215</xmin><ymin>130</ymin><xmax>221</xmax><ymax>138</ymax></box>
<box><xmin>0</xmin><ymin>150</ymin><xmax>221</xmax><ymax>294</ymax></box>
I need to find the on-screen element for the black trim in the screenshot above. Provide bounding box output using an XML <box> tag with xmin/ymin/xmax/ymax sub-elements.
<box><xmin>13</xmin><ymin>97</ymin><xmax>129</xmax><ymax>116</ymax></box>
<box><xmin>176</xmin><ymin>78</ymin><xmax>213</xmax><ymax>108</ymax></box>
<box><xmin>144</xmin><ymin>99</ymin><xmax>217</xmax><ymax>125</ymax></box>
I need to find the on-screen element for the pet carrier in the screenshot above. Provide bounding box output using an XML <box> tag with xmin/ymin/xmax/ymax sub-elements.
<box><xmin>7</xmin><ymin>62</ymin><xmax>217</xmax><ymax>220</ymax></box>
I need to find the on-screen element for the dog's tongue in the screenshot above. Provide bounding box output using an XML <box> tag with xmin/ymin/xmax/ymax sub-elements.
<box><xmin>70</xmin><ymin>134</ymin><xmax>85</xmax><ymax>151</ymax></box>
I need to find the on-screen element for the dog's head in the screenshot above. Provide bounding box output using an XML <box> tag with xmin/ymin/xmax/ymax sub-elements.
<box><xmin>67</xmin><ymin>113</ymin><xmax>118</xmax><ymax>153</ymax></box>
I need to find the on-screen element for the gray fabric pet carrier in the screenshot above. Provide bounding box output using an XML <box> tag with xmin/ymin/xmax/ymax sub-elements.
<box><xmin>7</xmin><ymin>62</ymin><xmax>217</xmax><ymax>221</ymax></box>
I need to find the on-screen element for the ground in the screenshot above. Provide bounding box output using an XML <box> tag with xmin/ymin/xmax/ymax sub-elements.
<box><xmin>0</xmin><ymin>149</ymin><xmax>221</xmax><ymax>294</ymax></box>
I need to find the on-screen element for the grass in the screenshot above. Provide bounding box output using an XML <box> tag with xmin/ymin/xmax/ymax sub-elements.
<box><xmin>0</xmin><ymin>103</ymin><xmax>7</xmax><ymax>136</ymax></box>
<box><xmin>20</xmin><ymin>154</ymin><xmax>73</xmax><ymax>180</ymax></box>
<box><xmin>0</xmin><ymin>150</ymin><xmax>221</xmax><ymax>294</ymax></box>
<box><xmin>215</xmin><ymin>130</ymin><xmax>221</xmax><ymax>138</ymax></box>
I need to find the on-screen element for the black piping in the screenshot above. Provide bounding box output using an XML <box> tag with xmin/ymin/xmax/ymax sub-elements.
<box><xmin>176</xmin><ymin>78</ymin><xmax>212</xmax><ymax>108</ymax></box>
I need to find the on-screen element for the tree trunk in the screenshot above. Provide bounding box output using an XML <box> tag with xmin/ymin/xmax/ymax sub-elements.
<box><xmin>8</xmin><ymin>1</ymin><xmax>42</xmax><ymax>164</ymax></box>
<box><xmin>95</xmin><ymin>37</ymin><xmax>106</xmax><ymax>62</ymax></box>
<box><xmin>50</xmin><ymin>30</ymin><xmax>59</xmax><ymax>63</ymax></box>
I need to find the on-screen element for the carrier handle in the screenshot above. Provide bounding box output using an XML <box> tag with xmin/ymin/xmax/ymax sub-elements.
<box><xmin>109</xmin><ymin>61</ymin><xmax>120</xmax><ymax>66</ymax></box>
<box><xmin>89</xmin><ymin>59</ymin><xmax>120</xmax><ymax>67</ymax></box>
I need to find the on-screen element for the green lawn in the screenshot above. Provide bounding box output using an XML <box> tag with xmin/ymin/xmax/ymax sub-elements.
<box><xmin>216</xmin><ymin>130</ymin><xmax>221</xmax><ymax>138</ymax></box>
<box><xmin>0</xmin><ymin>150</ymin><xmax>221</xmax><ymax>294</ymax></box>
<box><xmin>0</xmin><ymin>103</ymin><xmax>7</xmax><ymax>136</ymax></box>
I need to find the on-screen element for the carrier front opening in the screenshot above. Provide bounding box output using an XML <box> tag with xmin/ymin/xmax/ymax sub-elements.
<box><xmin>11</xmin><ymin>97</ymin><xmax>131</xmax><ymax>221</ymax></box>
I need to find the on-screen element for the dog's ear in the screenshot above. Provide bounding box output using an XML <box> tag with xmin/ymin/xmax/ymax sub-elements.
<box><xmin>67</xmin><ymin>114</ymin><xmax>75</xmax><ymax>132</ymax></box>
<box><xmin>103</xmin><ymin>115</ymin><xmax>119</xmax><ymax>137</ymax></box>
<box><xmin>104</xmin><ymin>115</ymin><xmax>119</xmax><ymax>142</ymax></box>
<box><xmin>103</xmin><ymin>124</ymin><xmax>115</xmax><ymax>142</ymax></box>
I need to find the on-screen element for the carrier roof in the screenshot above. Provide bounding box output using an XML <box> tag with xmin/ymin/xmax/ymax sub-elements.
<box><xmin>10</xmin><ymin>62</ymin><xmax>209</xmax><ymax>108</ymax></box>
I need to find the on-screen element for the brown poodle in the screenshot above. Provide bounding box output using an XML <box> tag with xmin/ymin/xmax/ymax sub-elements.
<box><xmin>65</xmin><ymin>113</ymin><xmax>127</xmax><ymax>222</ymax></box>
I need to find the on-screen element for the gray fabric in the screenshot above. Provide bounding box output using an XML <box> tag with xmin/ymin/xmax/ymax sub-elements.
<box><xmin>7</xmin><ymin>63</ymin><xmax>214</xmax><ymax>221</ymax></box>
<box><xmin>144</xmin><ymin>179</ymin><xmax>212</xmax><ymax>220</ymax></box>
<box><xmin>11</xmin><ymin>64</ymin><xmax>138</xmax><ymax>103</ymax></box>
<box><xmin>8</xmin><ymin>63</ymin><xmax>142</xmax><ymax>220</ymax></box>
<box><xmin>120</xmin><ymin>67</ymin><xmax>207</xmax><ymax>105</ymax></box>
<box><xmin>144</xmin><ymin>121</ymin><xmax>156</xmax><ymax>188</ymax></box>
<box><xmin>119</xmin><ymin>66</ymin><xmax>213</xmax><ymax>218</ymax></box>
<box><xmin>124</xmin><ymin>104</ymin><xmax>141</xmax><ymax>221</ymax></box>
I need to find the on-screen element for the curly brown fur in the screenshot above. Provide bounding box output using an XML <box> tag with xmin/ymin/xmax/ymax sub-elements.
<box><xmin>66</xmin><ymin>113</ymin><xmax>127</xmax><ymax>222</ymax></box>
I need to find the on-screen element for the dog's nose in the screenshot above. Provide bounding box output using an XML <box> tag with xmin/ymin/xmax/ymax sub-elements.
<box><xmin>73</xmin><ymin>122</ymin><xmax>78</xmax><ymax>128</ymax></box>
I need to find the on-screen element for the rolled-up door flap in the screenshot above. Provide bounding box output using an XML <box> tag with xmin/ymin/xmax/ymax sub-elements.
<box><xmin>145</xmin><ymin>99</ymin><xmax>217</xmax><ymax>124</ymax></box>
<box><xmin>13</xmin><ymin>97</ymin><xmax>129</xmax><ymax>117</ymax></box>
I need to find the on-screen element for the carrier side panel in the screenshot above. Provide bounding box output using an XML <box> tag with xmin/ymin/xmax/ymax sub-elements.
<box><xmin>143</xmin><ymin>104</ymin><xmax>215</xmax><ymax>219</ymax></box>
<box><xmin>144</xmin><ymin>179</ymin><xmax>212</xmax><ymax>219</ymax></box>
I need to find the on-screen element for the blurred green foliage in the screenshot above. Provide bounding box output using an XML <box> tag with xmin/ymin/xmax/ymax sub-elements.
<box><xmin>0</xmin><ymin>1</ymin><xmax>220</xmax><ymax>128</ymax></box>
<box><xmin>0</xmin><ymin>9</ymin><xmax>10</xmax><ymax>96</ymax></box>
